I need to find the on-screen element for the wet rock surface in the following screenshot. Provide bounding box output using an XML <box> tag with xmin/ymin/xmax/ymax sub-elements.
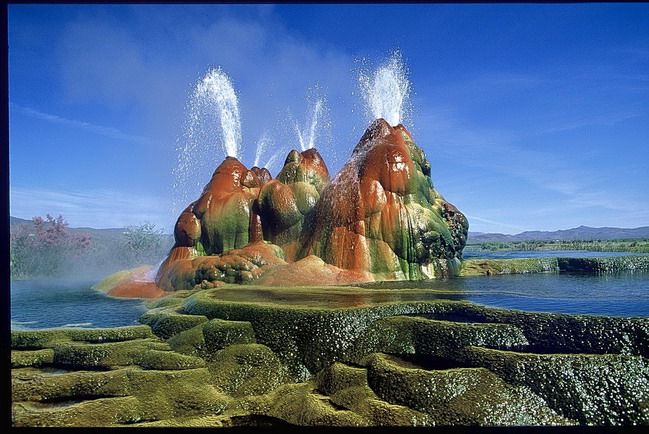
<box><xmin>12</xmin><ymin>288</ymin><xmax>648</xmax><ymax>427</ymax></box>
<box><xmin>299</xmin><ymin>120</ymin><xmax>468</xmax><ymax>280</ymax></box>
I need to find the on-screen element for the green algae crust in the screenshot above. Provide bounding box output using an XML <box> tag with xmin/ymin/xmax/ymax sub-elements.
<box><xmin>11</xmin><ymin>284</ymin><xmax>649</xmax><ymax>427</ymax></box>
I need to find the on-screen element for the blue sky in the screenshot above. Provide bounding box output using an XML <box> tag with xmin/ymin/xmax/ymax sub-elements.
<box><xmin>8</xmin><ymin>3</ymin><xmax>649</xmax><ymax>234</ymax></box>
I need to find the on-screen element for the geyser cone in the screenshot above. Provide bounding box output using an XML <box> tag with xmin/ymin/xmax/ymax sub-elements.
<box><xmin>154</xmin><ymin>119</ymin><xmax>467</xmax><ymax>291</ymax></box>
<box><xmin>250</xmin><ymin>166</ymin><xmax>273</xmax><ymax>185</ymax></box>
<box><xmin>256</xmin><ymin>148</ymin><xmax>330</xmax><ymax>261</ymax></box>
<box><xmin>298</xmin><ymin>118</ymin><xmax>468</xmax><ymax>279</ymax></box>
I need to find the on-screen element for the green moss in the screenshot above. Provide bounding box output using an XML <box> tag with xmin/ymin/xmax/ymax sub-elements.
<box><xmin>11</xmin><ymin>349</ymin><xmax>55</xmax><ymax>368</ymax></box>
<box><xmin>461</xmin><ymin>258</ymin><xmax>560</xmax><ymax>276</ymax></box>
<box><xmin>408</xmin><ymin>317</ymin><xmax>528</xmax><ymax>354</ymax></box>
<box><xmin>436</xmin><ymin>303</ymin><xmax>649</xmax><ymax>357</ymax></box>
<box><xmin>12</xmin><ymin>367</ymin><xmax>131</xmax><ymax>403</ymax></box>
<box><xmin>11</xmin><ymin>285</ymin><xmax>649</xmax><ymax>427</ymax></box>
<box><xmin>13</xmin><ymin>366</ymin><xmax>231</xmax><ymax>427</ymax></box>
<box><xmin>202</xmin><ymin>318</ymin><xmax>256</xmax><ymax>353</ymax></box>
<box><xmin>241</xmin><ymin>382</ymin><xmax>370</xmax><ymax>426</ymax></box>
<box><xmin>181</xmin><ymin>289</ymin><xmax>436</xmax><ymax>376</ymax></box>
<box><xmin>557</xmin><ymin>256</ymin><xmax>649</xmax><ymax>273</ymax></box>
<box><xmin>178</xmin><ymin>286</ymin><xmax>649</xmax><ymax>376</ymax></box>
<box><xmin>12</xmin><ymin>395</ymin><xmax>145</xmax><ymax>427</ymax></box>
<box><xmin>207</xmin><ymin>344</ymin><xmax>291</xmax><ymax>397</ymax></box>
<box><xmin>460</xmin><ymin>256</ymin><xmax>649</xmax><ymax>276</ymax></box>
<box><xmin>51</xmin><ymin>339</ymin><xmax>168</xmax><ymax>369</ymax></box>
<box><xmin>11</xmin><ymin>325</ymin><xmax>155</xmax><ymax>349</ymax></box>
<box><xmin>365</xmin><ymin>353</ymin><xmax>570</xmax><ymax>426</ymax></box>
<box><xmin>166</xmin><ymin>318</ymin><xmax>257</xmax><ymax>360</ymax></box>
<box><xmin>136</xmin><ymin>350</ymin><xmax>205</xmax><ymax>370</ymax></box>
<box><xmin>139</xmin><ymin>310</ymin><xmax>208</xmax><ymax>339</ymax></box>
<box><xmin>459</xmin><ymin>346</ymin><xmax>649</xmax><ymax>425</ymax></box>
<box><xmin>315</xmin><ymin>362</ymin><xmax>432</xmax><ymax>426</ymax></box>
<box><xmin>345</xmin><ymin>315</ymin><xmax>528</xmax><ymax>365</ymax></box>
<box><xmin>11</xmin><ymin>330</ymin><xmax>74</xmax><ymax>349</ymax></box>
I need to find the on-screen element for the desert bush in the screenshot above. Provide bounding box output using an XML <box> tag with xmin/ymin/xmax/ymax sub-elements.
<box><xmin>119</xmin><ymin>221</ymin><xmax>168</xmax><ymax>267</ymax></box>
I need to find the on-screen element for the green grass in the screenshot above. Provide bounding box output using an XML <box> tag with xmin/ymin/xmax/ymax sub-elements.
<box><xmin>466</xmin><ymin>239</ymin><xmax>649</xmax><ymax>253</ymax></box>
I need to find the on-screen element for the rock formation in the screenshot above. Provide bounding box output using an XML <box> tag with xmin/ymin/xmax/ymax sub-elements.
<box><xmin>12</xmin><ymin>290</ymin><xmax>649</xmax><ymax>426</ymax></box>
<box><xmin>153</xmin><ymin>119</ymin><xmax>468</xmax><ymax>291</ymax></box>
<box><xmin>298</xmin><ymin>119</ymin><xmax>468</xmax><ymax>280</ymax></box>
<box><xmin>256</xmin><ymin>148</ymin><xmax>329</xmax><ymax>261</ymax></box>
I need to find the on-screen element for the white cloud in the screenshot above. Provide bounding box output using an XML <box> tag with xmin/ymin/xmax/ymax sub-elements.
<box><xmin>10</xmin><ymin>186</ymin><xmax>174</xmax><ymax>231</ymax></box>
<box><xmin>417</xmin><ymin>108</ymin><xmax>592</xmax><ymax>196</ymax></box>
<box><xmin>465</xmin><ymin>215</ymin><xmax>529</xmax><ymax>233</ymax></box>
<box><xmin>10</xmin><ymin>103</ymin><xmax>158</xmax><ymax>146</ymax></box>
<box><xmin>537</xmin><ymin>110</ymin><xmax>642</xmax><ymax>135</ymax></box>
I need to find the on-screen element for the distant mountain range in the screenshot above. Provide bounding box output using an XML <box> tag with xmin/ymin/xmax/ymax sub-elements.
<box><xmin>10</xmin><ymin>216</ymin><xmax>649</xmax><ymax>244</ymax></box>
<box><xmin>467</xmin><ymin>225</ymin><xmax>649</xmax><ymax>243</ymax></box>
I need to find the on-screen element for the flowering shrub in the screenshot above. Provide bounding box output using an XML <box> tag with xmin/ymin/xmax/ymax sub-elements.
<box><xmin>10</xmin><ymin>215</ymin><xmax>93</xmax><ymax>278</ymax></box>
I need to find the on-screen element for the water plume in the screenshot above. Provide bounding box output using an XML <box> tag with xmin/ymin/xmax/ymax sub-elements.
<box><xmin>173</xmin><ymin>67</ymin><xmax>242</xmax><ymax>215</ymax></box>
<box><xmin>263</xmin><ymin>150</ymin><xmax>284</xmax><ymax>174</ymax></box>
<box><xmin>294</xmin><ymin>90</ymin><xmax>331</xmax><ymax>151</ymax></box>
<box><xmin>253</xmin><ymin>131</ymin><xmax>273</xmax><ymax>168</ymax></box>
<box><xmin>193</xmin><ymin>67</ymin><xmax>242</xmax><ymax>158</ymax></box>
<box><xmin>359</xmin><ymin>51</ymin><xmax>412</xmax><ymax>127</ymax></box>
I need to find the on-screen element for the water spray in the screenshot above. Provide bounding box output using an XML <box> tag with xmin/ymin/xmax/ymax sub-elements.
<box><xmin>359</xmin><ymin>51</ymin><xmax>412</xmax><ymax>127</ymax></box>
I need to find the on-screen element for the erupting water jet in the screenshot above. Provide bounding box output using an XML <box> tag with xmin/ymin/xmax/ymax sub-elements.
<box><xmin>359</xmin><ymin>51</ymin><xmax>412</xmax><ymax>127</ymax></box>
<box><xmin>173</xmin><ymin>67</ymin><xmax>243</xmax><ymax>214</ymax></box>
<box><xmin>194</xmin><ymin>67</ymin><xmax>242</xmax><ymax>158</ymax></box>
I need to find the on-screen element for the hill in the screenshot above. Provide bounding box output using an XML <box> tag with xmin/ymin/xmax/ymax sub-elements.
<box><xmin>468</xmin><ymin>225</ymin><xmax>649</xmax><ymax>243</ymax></box>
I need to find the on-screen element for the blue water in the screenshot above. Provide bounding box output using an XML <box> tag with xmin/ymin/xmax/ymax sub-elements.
<box><xmin>10</xmin><ymin>251</ymin><xmax>649</xmax><ymax>330</ymax></box>
<box><xmin>419</xmin><ymin>272</ymin><xmax>649</xmax><ymax>317</ymax></box>
<box><xmin>10</xmin><ymin>280</ymin><xmax>148</xmax><ymax>330</ymax></box>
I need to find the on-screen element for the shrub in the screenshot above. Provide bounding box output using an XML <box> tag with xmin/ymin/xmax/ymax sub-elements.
<box><xmin>10</xmin><ymin>214</ymin><xmax>92</xmax><ymax>278</ymax></box>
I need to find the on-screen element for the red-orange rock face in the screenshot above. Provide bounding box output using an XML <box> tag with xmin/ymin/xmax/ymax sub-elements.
<box><xmin>298</xmin><ymin>119</ymin><xmax>468</xmax><ymax>279</ymax></box>
<box><xmin>155</xmin><ymin>241</ymin><xmax>287</xmax><ymax>291</ymax></box>
<box><xmin>250</xmin><ymin>166</ymin><xmax>272</xmax><ymax>185</ymax></box>
<box><xmin>176</xmin><ymin>156</ymin><xmax>261</xmax><ymax>256</ymax></box>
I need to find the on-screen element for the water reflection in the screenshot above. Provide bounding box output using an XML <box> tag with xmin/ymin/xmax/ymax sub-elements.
<box><xmin>212</xmin><ymin>287</ymin><xmax>466</xmax><ymax>309</ymax></box>
<box><xmin>11</xmin><ymin>280</ymin><xmax>148</xmax><ymax>330</ymax></box>
<box><xmin>214</xmin><ymin>271</ymin><xmax>649</xmax><ymax>317</ymax></box>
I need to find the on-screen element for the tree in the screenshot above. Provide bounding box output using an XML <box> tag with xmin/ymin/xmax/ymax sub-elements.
<box><xmin>121</xmin><ymin>221</ymin><xmax>166</xmax><ymax>266</ymax></box>
<box><xmin>10</xmin><ymin>214</ymin><xmax>92</xmax><ymax>278</ymax></box>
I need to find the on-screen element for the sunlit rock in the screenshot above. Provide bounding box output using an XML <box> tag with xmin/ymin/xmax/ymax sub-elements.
<box><xmin>298</xmin><ymin>119</ymin><xmax>468</xmax><ymax>279</ymax></box>
<box><xmin>112</xmin><ymin>119</ymin><xmax>468</xmax><ymax>295</ymax></box>
<box><xmin>256</xmin><ymin>148</ymin><xmax>329</xmax><ymax>261</ymax></box>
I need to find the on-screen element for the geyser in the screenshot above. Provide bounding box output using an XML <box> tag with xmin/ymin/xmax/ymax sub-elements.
<box><xmin>296</xmin><ymin>96</ymin><xmax>327</xmax><ymax>151</ymax></box>
<box><xmin>132</xmin><ymin>57</ymin><xmax>467</xmax><ymax>295</ymax></box>
<box><xmin>359</xmin><ymin>51</ymin><xmax>411</xmax><ymax>127</ymax></box>
<box><xmin>194</xmin><ymin>67</ymin><xmax>242</xmax><ymax>158</ymax></box>
<box><xmin>173</xmin><ymin>67</ymin><xmax>243</xmax><ymax>216</ymax></box>
<box><xmin>253</xmin><ymin>131</ymin><xmax>272</xmax><ymax>168</ymax></box>
<box><xmin>154</xmin><ymin>119</ymin><xmax>468</xmax><ymax>291</ymax></box>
